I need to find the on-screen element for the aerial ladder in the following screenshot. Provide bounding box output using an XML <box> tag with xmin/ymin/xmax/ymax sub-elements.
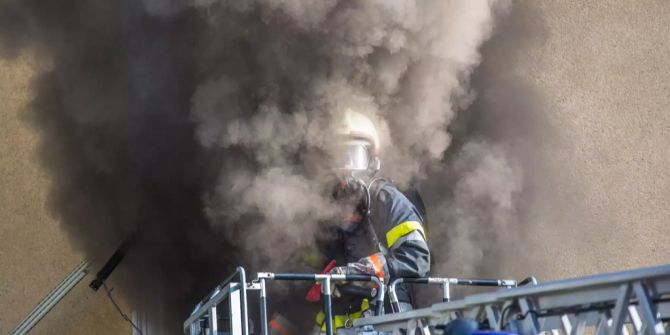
<box><xmin>184</xmin><ymin>263</ymin><xmax>670</xmax><ymax>335</ymax></box>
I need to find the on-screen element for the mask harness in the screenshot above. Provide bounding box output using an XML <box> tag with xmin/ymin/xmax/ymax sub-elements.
<box><xmin>344</xmin><ymin>176</ymin><xmax>388</xmax><ymax>257</ymax></box>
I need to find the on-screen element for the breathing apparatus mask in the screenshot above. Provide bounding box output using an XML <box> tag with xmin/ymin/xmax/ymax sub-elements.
<box><xmin>330</xmin><ymin>140</ymin><xmax>380</xmax><ymax>213</ymax></box>
<box><xmin>329</xmin><ymin>108</ymin><xmax>388</xmax><ymax>255</ymax></box>
<box><xmin>334</xmin><ymin>141</ymin><xmax>380</xmax><ymax>181</ymax></box>
<box><xmin>329</xmin><ymin>108</ymin><xmax>382</xmax><ymax>206</ymax></box>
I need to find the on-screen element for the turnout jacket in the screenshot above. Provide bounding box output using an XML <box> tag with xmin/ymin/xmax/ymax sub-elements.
<box><xmin>322</xmin><ymin>178</ymin><xmax>431</xmax><ymax>313</ymax></box>
<box><xmin>268</xmin><ymin>178</ymin><xmax>430</xmax><ymax>333</ymax></box>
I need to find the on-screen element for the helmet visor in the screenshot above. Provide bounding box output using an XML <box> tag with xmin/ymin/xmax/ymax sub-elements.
<box><xmin>334</xmin><ymin>143</ymin><xmax>370</xmax><ymax>171</ymax></box>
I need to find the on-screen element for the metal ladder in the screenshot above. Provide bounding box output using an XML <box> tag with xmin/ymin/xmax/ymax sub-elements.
<box><xmin>184</xmin><ymin>264</ymin><xmax>670</xmax><ymax>335</ymax></box>
<box><xmin>356</xmin><ymin>264</ymin><xmax>670</xmax><ymax>335</ymax></box>
<box><xmin>10</xmin><ymin>261</ymin><xmax>90</xmax><ymax>335</ymax></box>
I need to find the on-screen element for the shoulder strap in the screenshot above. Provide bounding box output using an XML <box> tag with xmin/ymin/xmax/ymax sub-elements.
<box><xmin>368</xmin><ymin>177</ymin><xmax>392</xmax><ymax>202</ymax></box>
<box><xmin>364</xmin><ymin>177</ymin><xmax>392</xmax><ymax>255</ymax></box>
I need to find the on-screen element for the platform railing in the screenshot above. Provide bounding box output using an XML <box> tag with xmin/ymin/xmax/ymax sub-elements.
<box><xmin>356</xmin><ymin>264</ymin><xmax>670</xmax><ymax>335</ymax></box>
<box><xmin>255</xmin><ymin>272</ymin><xmax>384</xmax><ymax>335</ymax></box>
<box><xmin>184</xmin><ymin>268</ymin><xmax>384</xmax><ymax>335</ymax></box>
<box><xmin>183</xmin><ymin>267</ymin><xmax>250</xmax><ymax>335</ymax></box>
<box><xmin>388</xmin><ymin>276</ymin><xmax>521</xmax><ymax>313</ymax></box>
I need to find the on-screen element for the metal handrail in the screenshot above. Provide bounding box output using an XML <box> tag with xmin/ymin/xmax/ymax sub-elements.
<box><xmin>256</xmin><ymin>272</ymin><xmax>385</xmax><ymax>335</ymax></box>
<box><xmin>388</xmin><ymin>277</ymin><xmax>519</xmax><ymax>313</ymax></box>
<box><xmin>183</xmin><ymin>266</ymin><xmax>249</xmax><ymax>335</ymax></box>
<box><xmin>357</xmin><ymin>265</ymin><xmax>670</xmax><ymax>335</ymax></box>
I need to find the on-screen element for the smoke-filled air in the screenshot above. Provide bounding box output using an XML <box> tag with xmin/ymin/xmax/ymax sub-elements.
<box><xmin>0</xmin><ymin>0</ymin><xmax>550</xmax><ymax>331</ymax></box>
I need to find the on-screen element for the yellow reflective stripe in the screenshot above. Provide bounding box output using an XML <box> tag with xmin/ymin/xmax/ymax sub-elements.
<box><xmin>316</xmin><ymin>299</ymin><xmax>369</xmax><ymax>331</ymax></box>
<box><xmin>385</xmin><ymin>221</ymin><xmax>425</xmax><ymax>248</ymax></box>
<box><xmin>315</xmin><ymin>310</ymin><xmax>325</xmax><ymax>327</ymax></box>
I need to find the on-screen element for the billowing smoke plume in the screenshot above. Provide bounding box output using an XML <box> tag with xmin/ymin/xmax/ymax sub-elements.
<box><xmin>185</xmin><ymin>0</ymin><xmax>514</xmax><ymax>271</ymax></box>
<box><xmin>0</xmin><ymin>0</ymin><xmax>550</xmax><ymax>331</ymax></box>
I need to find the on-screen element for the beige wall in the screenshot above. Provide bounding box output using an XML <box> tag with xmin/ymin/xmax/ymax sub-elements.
<box><xmin>0</xmin><ymin>55</ymin><xmax>128</xmax><ymax>334</ymax></box>
<box><xmin>1</xmin><ymin>1</ymin><xmax>669</xmax><ymax>333</ymax></box>
<box><xmin>516</xmin><ymin>0</ymin><xmax>670</xmax><ymax>278</ymax></box>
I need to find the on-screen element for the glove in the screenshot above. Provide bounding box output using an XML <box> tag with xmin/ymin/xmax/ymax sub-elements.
<box><xmin>357</xmin><ymin>252</ymin><xmax>389</xmax><ymax>283</ymax></box>
<box><xmin>330</xmin><ymin>253</ymin><xmax>389</xmax><ymax>283</ymax></box>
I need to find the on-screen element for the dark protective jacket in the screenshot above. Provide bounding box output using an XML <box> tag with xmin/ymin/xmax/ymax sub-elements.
<box><xmin>267</xmin><ymin>178</ymin><xmax>430</xmax><ymax>333</ymax></box>
<box><xmin>369</xmin><ymin>179</ymin><xmax>431</xmax><ymax>304</ymax></box>
<box><xmin>322</xmin><ymin>178</ymin><xmax>431</xmax><ymax>314</ymax></box>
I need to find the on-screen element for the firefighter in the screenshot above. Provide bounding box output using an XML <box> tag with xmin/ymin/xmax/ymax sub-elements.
<box><xmin>270</xmin><ymin>109</ymin><xmax>431</xmax><ymax>335</ymax></box>
<box><xmin>322</xmin><ymin>108</ymin><xmax>430</xmax><ymax>331</ymax></box>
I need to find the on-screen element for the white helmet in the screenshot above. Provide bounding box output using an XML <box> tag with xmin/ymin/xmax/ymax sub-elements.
<box><xmin>332</xmin><ymin>108</ymin><xmax>381</xmax><ymax>178</ymax></box>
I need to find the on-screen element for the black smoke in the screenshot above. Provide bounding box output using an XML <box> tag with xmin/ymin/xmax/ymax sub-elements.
<box><xmin>1</xmin><ymin>0</ymin><xmax>242</xmax><ymax>330</ymax></box>
<box><xmin>0</xmin><ymin>0</ymin><xmax>551</xmax><ymax>332</ymax></box>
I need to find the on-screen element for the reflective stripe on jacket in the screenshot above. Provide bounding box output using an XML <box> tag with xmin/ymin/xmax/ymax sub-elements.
<box><xmin>315</xmin><ymin>299</ymin><xmax>369</xmax><ymax>332</ymax></box>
